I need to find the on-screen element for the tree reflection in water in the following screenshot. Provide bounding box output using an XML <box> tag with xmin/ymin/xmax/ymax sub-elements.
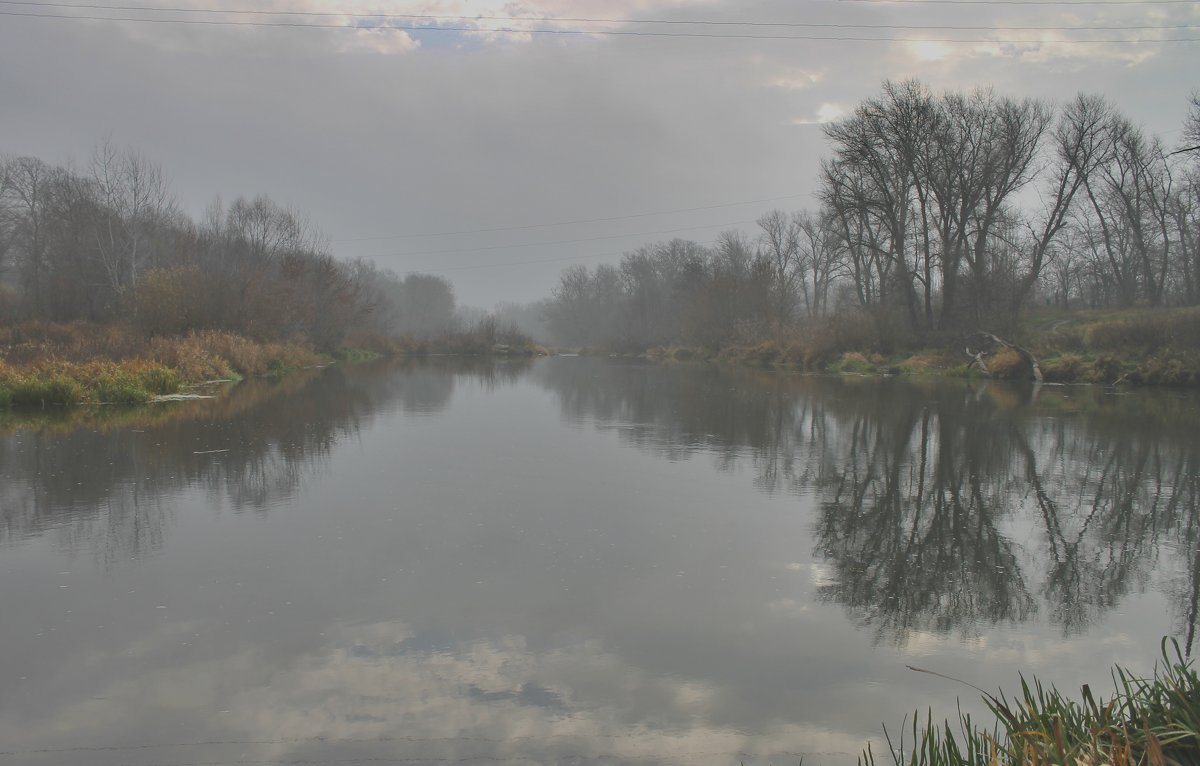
<box><xmin>3</xmin><ymin>356</ymin><xmax>1197</xmax><ymax>652</ymax></box>
<box><xmin>0</xmin><ymin>358</ymin><xmax>532</xmax><ymax>564</ymax></box>
<box><xmin>536</xmin><ymin>359</ymin><xmax>1200</xmax><ymax>651</ymax></box>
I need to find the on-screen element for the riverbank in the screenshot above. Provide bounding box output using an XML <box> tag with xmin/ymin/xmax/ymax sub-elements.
<box><xmin>642</xmin><ymin>306</ymin><xmax>1200</xmax><ymax>387</ymax></box>
<box><xmin>0</xmin><ymin>321</ymin><xmax>550</xmax><ymax>408</ymax></box>
<box><xmin>864</xmin><ymin>639</ymin><xmax>1200</xmax><ymax>766</ymax></box>
<box><xmin>0</xmin><ymin>323</ymin><xmax>329</xmax><ymax>407</ymax></box>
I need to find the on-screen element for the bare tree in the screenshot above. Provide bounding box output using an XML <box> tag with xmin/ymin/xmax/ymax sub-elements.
<box><xmin>757</xmin><ymin>209</ymin><xmax>802</xmax><ymax>332</ymax></box>
<box><xmin>795</xmin><ymin>209</ymin><xmax>840</xmax><ymax>318</ymax></box>
<box><xmin>3</xmin><ymin>156</ymin><xmax>55</xmax><ymax>314</ymax></box>
<box><xmin>90</xmin><ymin>139</ymin><xmax>174</xmax><ymax>293</ymax></box>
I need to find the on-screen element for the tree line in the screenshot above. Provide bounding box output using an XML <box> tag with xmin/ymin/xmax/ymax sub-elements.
<box><xmin>544</xmin><ymin>84</ymin><xmax>1200</xmax><ymax>349</ymax></box>
<box><xmin>0</xmin><ymin>143</ymin><xmax>480</xmax><ymax>351</ymax></box>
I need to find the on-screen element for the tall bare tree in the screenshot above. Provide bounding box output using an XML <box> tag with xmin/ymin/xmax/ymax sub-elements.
<box><xmin>90</xmin><ymin>140</ymin><xmax>174</xmax><ymax>293</ymax></box>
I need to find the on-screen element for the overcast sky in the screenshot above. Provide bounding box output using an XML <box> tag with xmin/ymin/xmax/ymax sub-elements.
<box><xmin>1</xmin><ymin>0</ymin><xmax>1196</xmax><ymax>307</ymax></box>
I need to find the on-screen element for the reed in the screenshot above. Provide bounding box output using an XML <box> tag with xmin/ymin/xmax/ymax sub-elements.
<box><xmin>864</xmin><ymin>639</ymin><xmax>1200</xmax><ymax>766</ymax></box>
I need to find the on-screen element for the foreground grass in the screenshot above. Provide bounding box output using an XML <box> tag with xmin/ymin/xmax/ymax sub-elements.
<box><xmin>645</xmin><ymin>307</ymin><xmax>1200</xmax><ymax>387</ymax></box>
<box><xmin>866</xmin><ymin>639</ymin><xmax>1200</xmax><ymax>766</ymax></box>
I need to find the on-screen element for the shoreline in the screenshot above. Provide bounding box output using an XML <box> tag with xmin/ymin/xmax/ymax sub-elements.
<box><xmin>0</xmin><ymin>323</ymin><xmax>548</xmax><ymax>411</ymax></box>
<box><xmin>625</xmin><ymin>306</ymin><xmax>1200</xmax><ymax>388</ymax></box>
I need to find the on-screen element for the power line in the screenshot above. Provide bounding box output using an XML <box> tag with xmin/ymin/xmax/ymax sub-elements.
<box><xmin>2</xmin><ymin>8</ymin><xmax>1197</xmax><ymax>42</ymax></box>
<box><xmin>840</xmin><ymin>0</ymin><xmax>1197</xmax><ymax>4</ymax></box>
<box><xmin>2</xmin><ymin>1</ymin><xmax>1197</xmax><ymax>32</ymax></box>
<box><xmin>334</xmin><ymin>194</ymin><xmax>806</xmax><ymax>243</ymax></box>
<box><xmin>365</xmin><ymin>222</ymin><xmax>751</xmax><ymax>260</ymax></box>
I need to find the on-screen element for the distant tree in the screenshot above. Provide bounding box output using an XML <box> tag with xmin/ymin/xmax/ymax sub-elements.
<box><xmin>756</xmin><ymin>209</ymin><xmax>802</xmax><ymax>332</ymax></box>
<box><xmin>395</xmin><ymin>273</ymin><xmax>457</xmax><ymax>339</ymax></box>
<box><xmin>90</xmin><ymin>140</ymin><xmax>175</xmax><ymax>294</ymax></box>
<box><xmin>3</xmin><ymin>156</ymin><xmax>55</xmax><ymax>315</ymax></box>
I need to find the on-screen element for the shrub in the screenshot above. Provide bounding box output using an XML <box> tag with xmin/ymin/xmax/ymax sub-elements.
<box><xmin>1041</xmin><ymin>353</ymin><xmax>1085</xmax><ymax>383</ymax></box>
<box><xmin>93</xmin><ymin>370</ymin><xmax>152</xmax><ymax>404</ymax></box>
<box><xmin>1088</xmin><ymin>354</ymin><xmax>1125</xmax><ymax>383</ymax></box>
<box><xmin>8</xmin><ymin>375</ymin><xmax>84</xmax><ymax>407</ymax></box>
<box><xmin>988</xmin><ymin>348</ymin><xmax>1028</xmax><ymax>380</ymax></box>
<box><xmin>898</xmin><ymin>353</ymin><xmax>946</xmax><ymax>375</ymax></box>
<box><xmin>134</xmin><ymin>364</ymin><xmax>182</xmax><ymax>395</ymax></box>
<box><xmin>1132</xmin><ymin>351</ymin><xmax>1200</xmax><ymax>387</ymax></box>
<box><xmin>1085</xmin><ymin>308</ymin><xmax>1200</xmax><ymax>352</ymax></box>
<box><xmin>147</xmin><ymin>335</ymin><xmax>235</xmax><ymax>382</ymax></box>
<box><xmin>833</xmin><ymin>351</ymin><xmax>874</xmax><ymax>374</ymax></box>
<box><xmin>132</xmin><ymin>266</ymin><xmax>205</xmax><ymax>336</ymax></box>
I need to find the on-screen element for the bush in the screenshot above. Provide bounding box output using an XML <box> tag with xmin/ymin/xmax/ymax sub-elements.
<box><xmin>1088</xmin><ymin>354</ymin><xmax>1125</xmax><ymax>383</ymax></box>
<box><xmin>897</xmin><ymin>353</ymin><xmax>948</xmax><ymax>375</ymax></box>
<box><xmin>8</xmin><ymin>375</ymin><xmax>84</xmax><ymax>407</ymax></box>
<box><xmin>134</xmin><ymin>364</ymin><xmax>182</xmax><ymax>395</ymax></box>
<box><xmin>988</xmin><ymin>348</ymin><xmax>1028</xmax><ymax>380</ymax></box>
<box><xmin>93</xmin><ymin>370</ymin><xmax>152</xmax><ymax>404</ymax></box>
<box><xmin>1132</xmin><ymin>351</ymin><xmax>1200</xmax><ymax>387</ymax></box>
<box><xmin>833</xmin><ymin>351</ymin><xmax>874</xmax><ymax>374</ymax></box>
<box><xmin>1085</xmin><ymin>308</ymin><xmax>1200</xmax><ymax>352</ymax></box>
<box><xmin>147</xmin><ymin>335</ymin><xmax>235</xmax><ymax>382</ymax></box>
<box><xmin>1041</xmin><ymin>353</ymin><xmax>1086</xmax><ymax>383</ymax></box>
<box><xmin>133</xmin><ymin>266</ymin><xmax>204</xmax><ymax>336</ymax></box>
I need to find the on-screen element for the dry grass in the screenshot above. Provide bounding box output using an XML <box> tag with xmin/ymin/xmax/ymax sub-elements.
<box><xmin>147</xmin><ymin>331</ymin><xmax>324</xmax><ymax>379</ymax></box>
<box><xmin>1084</xmin><ymin>308</ymin><xmax>1200</xmax><ymax>353</ymax></box>
<box><xmin>864</xmin><ymin>639</ymin><xmax>1200</xmax><ymax>766</ymax></box>
<box><xmin>0</xmin><ymin>358</ymin><xmax>181</xmax><ymax>406</ymax></box>
<box><xmin>988</xmin><ymin>348</ymin><xmax>1029</xmax><ymax>380</ymax></box>
<box><xmin>0</xmin><ymin>321</ymin><xmax>330</xmax><ymax>408</ymax></box>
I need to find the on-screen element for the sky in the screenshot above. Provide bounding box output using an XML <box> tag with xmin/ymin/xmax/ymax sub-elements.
<box><xmin>0</xmin><ymin>0</ymin><xmax>1196</xmax><ymax>308</ymax></box>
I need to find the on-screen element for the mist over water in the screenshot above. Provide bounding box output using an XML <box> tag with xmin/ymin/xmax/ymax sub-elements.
<box><xmin>0</xmin><ymin>357</ymin><xmax>1196</xmax><ymax>765</ymax></box>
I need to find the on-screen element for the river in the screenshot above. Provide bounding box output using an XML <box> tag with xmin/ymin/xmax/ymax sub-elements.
<box><xmin>1</xmin><ymin>357</ymin><xmax>1197</xmax><ymax>765</ymax></box>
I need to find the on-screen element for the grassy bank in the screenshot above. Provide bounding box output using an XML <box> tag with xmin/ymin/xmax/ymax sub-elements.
<box><xmin>0</xmin><ymin>321</ymin><xmax>552</xmax><ymax>409</ymax></box>
<box><xmin>644</xmin><ymin>307</ymin><xmax>1200</xmax><ymax>387</ymax></box>
<box><xmin>0</xmin><ymin>322</ymin><xmax>327</xmax><ymax>407</ymax></box>
<box><xmin>866</xmin><ymin>639</ymin><xmax>1200</xmax><ymax>766</ymax></box>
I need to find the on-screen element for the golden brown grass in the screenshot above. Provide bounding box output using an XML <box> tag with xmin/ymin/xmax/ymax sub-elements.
<box><xmin>0</xmin><ymin>322</ymin><xmax>330</xmax><ymax>408</ymax></box>
<box><xmin>146</xmin><ymin>331</ymin><xmax>324</xmax><ymax>380</ymax></box>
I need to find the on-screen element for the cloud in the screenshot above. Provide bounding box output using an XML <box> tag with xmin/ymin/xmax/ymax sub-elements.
<box><xmin>763</xmin><ymin>68</ymin><xmax>824</xmax><ymax>90</ymax></box>
<box><xmin>0</xmin><ymin>0</ymin><xmax>1192</xmax><ymax>307</ymax></box>
<box><xmin>792</xmin><ymin>103</ymin><xmax>847</xmax><ymax>126</ymax></box>
<box><xmin>0</xmin><ymin>619</ymin><xmax>870</xmax><ymax>764</ymax></box>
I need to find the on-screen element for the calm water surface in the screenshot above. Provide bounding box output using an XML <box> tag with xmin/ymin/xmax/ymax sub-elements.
<box><xmin>1</xmin><ymin>357</ymin><xmax>1198</xmax><ymax>765</ymax></box>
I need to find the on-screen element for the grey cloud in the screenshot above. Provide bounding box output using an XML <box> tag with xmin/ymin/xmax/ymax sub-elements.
<box><xmin>1</xmin><ymin>1</ymin><xmax>1193</xmax><ymax>306</ymax></box>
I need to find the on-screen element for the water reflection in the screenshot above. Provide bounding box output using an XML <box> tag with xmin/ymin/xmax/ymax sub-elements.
<box><xmin>0</xmin><ymin>616</ymin><xmax>853</xmax><ymax>766</ymax></box>
<box><xmin>0</xmin><ymin>358</ymin><xmax>531</xmax><ymax>562</ymax></box>
<box><xmin>536</xmin><ymin>360</ymin><xmax>1200</xmax><ymax>648</ymax></box>
<box><xmin>2</xmin><ymin>357</ymin><xmax>1197</xmax><ymax>765</ymax></box>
